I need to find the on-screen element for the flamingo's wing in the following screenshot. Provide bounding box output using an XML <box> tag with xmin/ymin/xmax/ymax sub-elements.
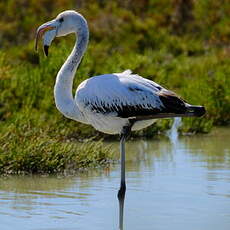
<box><xmin>76</xmin><ymin>70</ymin><xmax>186</xmax><ymax>118</ymax></box>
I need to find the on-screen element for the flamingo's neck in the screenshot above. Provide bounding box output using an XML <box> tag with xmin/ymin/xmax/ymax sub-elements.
<box><xmin>54</xmin><ymin>18</ymin><xmax>89</xmax><ymax>123</ymax></box>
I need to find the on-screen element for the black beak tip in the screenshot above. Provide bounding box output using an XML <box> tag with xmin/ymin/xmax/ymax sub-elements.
<box><xmin>191</xmin><ymin>106</ymin><xmax>206</xmax><ymax>117</ymax></box>
<box><xmin>43</xmin><ymin>45</ymin><xmax>49</xmax><ymax>57</ymax></box>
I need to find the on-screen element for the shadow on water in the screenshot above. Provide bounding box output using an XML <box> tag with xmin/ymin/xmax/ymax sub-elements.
<box><xmin>0</xmin><ymin>127</ymin><xmax>229</xmax><ymax>230</ymax></box>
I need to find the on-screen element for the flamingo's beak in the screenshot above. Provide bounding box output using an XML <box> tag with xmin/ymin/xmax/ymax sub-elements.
<box><xmin>43</xmin><ymin>45</ymin><xmax>49</xmax><ymax>57</ymax></box>
<box><xmin>35</xmin><ymin>22</ymin><xmax>56</xmax><ymax>52</ymax></box>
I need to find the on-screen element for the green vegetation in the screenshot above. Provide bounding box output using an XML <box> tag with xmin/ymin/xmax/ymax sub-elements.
<box><xmin>0</xmin><ymin>0</ymin><xmax>229</xmax><ymax>174</ymax></box>
<box><xmin>0</xmin><ymin>138</ymin><xmax>111</xmax><ymax>175</ymax></box>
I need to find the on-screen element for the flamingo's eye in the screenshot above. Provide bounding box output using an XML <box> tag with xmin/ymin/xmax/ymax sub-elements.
<box><xmin>59</xmin><ymin>18</ymin><xmax>64</xmax><ymax>23</ymax></box>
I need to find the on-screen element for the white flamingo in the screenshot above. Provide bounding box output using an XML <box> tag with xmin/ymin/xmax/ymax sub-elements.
<box><xmin>35</xmin><ymin>10</ymin><xmax>205</xmax><ymax>198</ymax></box>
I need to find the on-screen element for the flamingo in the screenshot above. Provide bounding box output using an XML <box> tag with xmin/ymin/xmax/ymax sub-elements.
<box><xmin>35</xmin><ymin>10</ymin><xmax>205</xmax><ymax>199</ymax></box>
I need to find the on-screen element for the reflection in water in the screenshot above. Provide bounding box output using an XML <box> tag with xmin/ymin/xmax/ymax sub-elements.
<box><xmin>118</xmin><ymin>190</ymin><xmax>125</xmax><ymax>230</ymax></box>
<box><xmin>119</xmin><ymin>117</ymin><xmax>182</xmax><ymax>229</ymax></box>
<box><xmin>0</xmin><ymin>128</ymin><xmax>229</xmax><ymax>230</ymax></box>
<box><xmin>183</xmin><ymin>128</ymin><xmax>230</xmax><ymax>170</ymax></box>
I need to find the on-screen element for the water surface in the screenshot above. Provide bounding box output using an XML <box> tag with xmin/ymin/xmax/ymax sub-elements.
<box><xmin>0</xmin><ymin>128</ymin><xmax>230</xmax><ymax>230</ymax></box>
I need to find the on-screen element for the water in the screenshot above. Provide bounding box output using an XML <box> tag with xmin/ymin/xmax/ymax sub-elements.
<box><xmin>0</xmin><ymin>127</ymin><xmax>230</xmax><ymax>230</ymax></box>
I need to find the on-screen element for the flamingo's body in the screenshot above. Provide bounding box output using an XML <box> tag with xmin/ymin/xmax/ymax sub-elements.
<box><xmin>75</xmin><ymin>70</ymin><xmax>169</xmax><ymax>134</ymax></box>
<box><xmin>36</xmin><ymin>10</ymin><xmax>205</xmax><ymax>199</ymax></box>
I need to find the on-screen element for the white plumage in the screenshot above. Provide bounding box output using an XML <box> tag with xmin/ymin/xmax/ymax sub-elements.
<box><xmin>76</xmin><ymin>70</ymin><xmax>163</xmax><ymax>134</ymax></box>
<box><xmin>36</xmin><ymin>10</ymin><xmax>205</xmax><ymax>199</ymax></box>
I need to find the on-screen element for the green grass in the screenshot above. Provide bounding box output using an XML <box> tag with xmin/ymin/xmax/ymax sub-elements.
<box><xmin>0</xmin><ymin>119</ymin><xmax>112</xmax><ymax>174</ymax></box>
<box><xmin>0</xmin><ymin>0</ymin><xmax>229</xmax><ymax>174</ymax></box>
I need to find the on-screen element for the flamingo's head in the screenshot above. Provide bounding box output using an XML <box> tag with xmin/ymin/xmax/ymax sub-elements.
<box><xmin>35</xmin><ymin>10</ymin><xmax>88</xmax><ymax>56</ymax></box>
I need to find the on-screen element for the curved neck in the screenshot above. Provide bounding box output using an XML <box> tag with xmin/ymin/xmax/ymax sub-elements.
<box><xmin>54</xmin><ymin>21</ymin><xmax>89</xmax><ymax>123</ymax></box>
